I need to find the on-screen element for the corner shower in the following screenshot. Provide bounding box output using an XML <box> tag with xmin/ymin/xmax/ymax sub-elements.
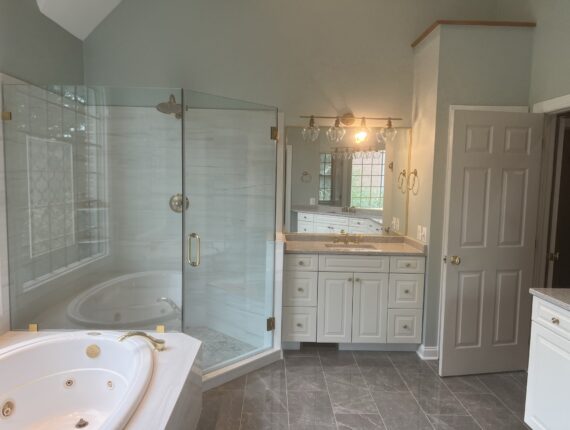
<box><xmin>1</xmin><ymin>84</ymin><xmax>278</xmax><ymax>374</ymax></box>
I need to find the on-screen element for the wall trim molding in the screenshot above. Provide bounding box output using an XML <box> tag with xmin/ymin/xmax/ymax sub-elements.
<box><xmin>533</xmin><ymin>93</ymin><xmax>570</xmax><ymax>114</ymax></box>
<box><xmin>416</xmin><ymin>344</ymin><xmax>438</xmax><ymax>360</ymax></box>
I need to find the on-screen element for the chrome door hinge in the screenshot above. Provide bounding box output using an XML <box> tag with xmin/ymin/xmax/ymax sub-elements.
<box><xmin>270</xmin><ymin>126</ymin><xmax>279</xmax><ymax>142</ymax></box>
<box><xmin>2</xmin><ymin>111</ymin><xmax>12</xmax><ymax>121</ymax></box>
<box><xmin>266</xmin><ymin>316</ymin><xmax>276</xmax><ymax>331</ymax></box>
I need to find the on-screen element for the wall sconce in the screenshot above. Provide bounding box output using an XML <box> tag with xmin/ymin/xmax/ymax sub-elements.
<box><xmin>302</xmin><ymin>115</ymin><xmax>320</xmax><ymax>142</ymax></box>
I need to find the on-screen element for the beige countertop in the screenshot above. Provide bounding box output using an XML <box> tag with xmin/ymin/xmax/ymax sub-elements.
<box><xmin>530</xmin><ymin>288</ymin><xmax>570</xmax><ymax>312</ymax></box>
<box><xmin>285</xmin><ymin>240</ymin><xmax>424</xmax><ymax>256</ymax></box>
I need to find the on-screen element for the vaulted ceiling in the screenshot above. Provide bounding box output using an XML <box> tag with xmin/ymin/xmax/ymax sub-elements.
<box><xmin>36</xmin><ymin>0</ymin><xmax>123</xmax><ymax>40</ymax></box>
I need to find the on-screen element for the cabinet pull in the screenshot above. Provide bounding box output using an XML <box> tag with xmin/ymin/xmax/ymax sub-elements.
<box><xmin>552</xmin><ymin>317</ymin><xmax>560</xmax><ymax>325</ymax></box>
<box><xmin>347</xmin><ymin>278</ymin><xmax>353</xmax><ymax>282</ymax></box>
<box><xmin>296</xmin><ymin>323</ymin><xmax>303</xmax><ymax>328</ymax></box>
<box><xmin>405</xmin><ymin>263</ymin><xmax>412</xmax><ymax>268</ymax></box>
<box><xmin>355</xmin><ymin>278</ymin><xmax>361</xmax><ymax>282</ymax></box>
<box><xmin>404</xmin><ymin>289</ymin><xmax>410</xmax><ymax>294</ymax></box>
<box><xmin>403</xmin><ymin>324</ymin><xmax>409</xmax><ymax>329</ymax></box>
<box><xmin>297</xmin><ymin>288</ymin><xmax>304</xmax><ymax>292</ymax></box>
<box><xmin>298</xmin><ymin>261</ymin><xmax>305</xmax><ymax>266</ymax></box>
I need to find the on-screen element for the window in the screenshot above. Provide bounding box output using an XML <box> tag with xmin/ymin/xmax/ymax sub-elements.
<box><xmin>319</xmin><ymin>153</ymin><xmax>333</xmax><ymax>202</ymax></box>
<box><xmin>350</xmin><ymin>151</ymin><xmax>385</xmax><ymax>209</ymax></box>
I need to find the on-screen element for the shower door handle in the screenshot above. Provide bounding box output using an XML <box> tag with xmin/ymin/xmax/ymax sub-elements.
<box><xmin>187</xmin><ymin>233</ymin><xmax>201</xmax><ymax>267</ymax></box>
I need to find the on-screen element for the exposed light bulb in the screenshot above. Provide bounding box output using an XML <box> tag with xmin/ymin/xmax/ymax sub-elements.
<box><xmin>354</xmin><ymin>117</ymin><xmax>369</xmax><ymax>144</ymax></box>
<box><xmin>326</xmin><ymin>117</ymin><xmax>346</xmax><ymax>143</ymax></box>
<box><xmin>380</xmin><ymin>118</ymin><xmax>398</xmax><ymax>142</ymax></box>
<box><xmin>302</xmin><ymin>115</ymin><xmax>320</xmax><ymax>142</ymax></box>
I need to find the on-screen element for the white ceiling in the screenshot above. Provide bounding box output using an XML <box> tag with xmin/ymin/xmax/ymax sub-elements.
<box><xmin>37</xmin><ymin>0</ymin><xmax>123</xmax><ymax>40</ymax></box>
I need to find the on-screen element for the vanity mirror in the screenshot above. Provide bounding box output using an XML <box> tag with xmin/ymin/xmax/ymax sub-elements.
<box><xmin>285</xmin><ymin>125</ymin><xmax>411</xmax><ymax>235</ymax></box>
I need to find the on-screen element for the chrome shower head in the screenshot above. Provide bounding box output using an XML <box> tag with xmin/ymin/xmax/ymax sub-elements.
<box><xmin>156</xmin><ymin>94</ymin><xmax>182</xmax><ymax>119</ymax></box>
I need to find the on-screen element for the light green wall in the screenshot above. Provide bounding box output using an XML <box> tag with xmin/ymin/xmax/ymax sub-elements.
<box><xmin>83</xmin><ymin>0</ymin><xmax>499</xmax><ymax>125</ymax></box>
<box><xmin>414</xmin><ymin>25</ymin><xmax>533</xmax><ymax>347</ymax></box>
<box><xmin>496</xmin><ymin>0</ymin><xmax>570</xmax><ymax>104</ymax></box>
<box><xmin>0</xmin><ymin>0</ymin><xmax>83</xmax><ymax>84</ymax></box>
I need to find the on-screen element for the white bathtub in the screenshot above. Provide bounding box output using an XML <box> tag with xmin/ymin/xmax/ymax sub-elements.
<box><xmin>0</xmin><ymin>331</ymin><xmax>202</xmax><ymax>430</ymax></box>
<box><xmin>67</xmin><ymin>271</ymin><xmax>182</xmax><ymax>328</ymax></box>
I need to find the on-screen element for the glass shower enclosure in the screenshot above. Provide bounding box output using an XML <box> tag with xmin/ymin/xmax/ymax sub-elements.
<box><xmin>2</xmin><ymin>83</ymin><xmax>277</xmax><ymax>374</ymax></box>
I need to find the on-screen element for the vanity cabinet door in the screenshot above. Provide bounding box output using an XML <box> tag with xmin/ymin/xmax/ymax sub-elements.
<box><xmin>352</xmin><ymin>273</ymin><xmax>389</xmax><ymax>343</ymax></box>
<box><xmin>317</xmin><ymin>272</ymin><xmax>353</xmax><ymax>343</ymax></box>
<box><xmin>525</xmin><ymin>321</ymin><xmax>570</xmax><ymax>430</ymax></box>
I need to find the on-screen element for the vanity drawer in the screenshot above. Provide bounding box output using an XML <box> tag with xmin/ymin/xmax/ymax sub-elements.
<box><xmin>319</xmin><ymin>254</ymin><xmax>390</xmax><ymax>273</ymax></box>
<box><xmin>390</xmin><ymin>256</ymin><xmax>425</xmax><ymax>273</ymax></box>
<box><xmin>282</xmin><ymin>307</ymin><xmax>317</xmax><ymax>342</ymax></box>
<box><xmin>298</xmin><ymin>212</ymin><xmax>314</xmax><ymax>222</ymax></box>
<box><xmin>314</xmin><ymin>214</ymin><xmax>349</xmax><ymax>226</ymax></box>
<box><xmin>533</xmin><ymin>298</ymin><xmax>570</xmax><ymax>341</ymax></box>
<box><xmin>297</xmin><ymin>221</ymin><xmax>314</xmax><ymax>233</ymax></box>
<box><xmin>349</xmin><ymin>218</ymin><xmax>368</xmax><ymax>228</ymax></box>
<box><xmin>285</xmin><ymin>254</ymin><xmax>318</xmax><ymax>271</ymax></box>
<box><xmin>387</xmin><ymin>309</ymin><xmax>422</xmax><ymax>343</ymax></box>
<box><xmin>284</xmin><ymin>272</ymin><xmax>318</xmax><ymax>307</ymax></box>
<box><xmin>388</xmin><ymin>274</ymin><xmax>424</xmax><ymax>309</ymax></box>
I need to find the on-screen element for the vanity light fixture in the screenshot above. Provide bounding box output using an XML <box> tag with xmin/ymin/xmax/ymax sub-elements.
<box><xmin>326</xmin><ymin>117</ymin><xmax>346</xmax><ymax>143</ymax></box>
<box><xmin>300</xmin><ymin>114</ymin><xmax>402</xmax><ymax>144</ymax></box>
<box><xmin>301</xmin><ymin>115</ymin><xmax>320</xmax><ymax>142</ymax></box>
<box><xmin>354</xmin><ymin>117</ymin><xmax>370</xmax><ymax>144</ymax></box>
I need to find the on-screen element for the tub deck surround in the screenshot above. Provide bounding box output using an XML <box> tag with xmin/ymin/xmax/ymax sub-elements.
<box><xmin>0</xmin><ymin>331</ymin><xmax>202</xmax><ymax>430</ymax></box>
<box><xmin>284</xmin><ymin>233</ymin><xmax>426</xmax><ymax>255</ymax></box>
<box><xmin>529</xmin><ymin>288</ymin><xmax>570</xmax><ymax>312</ymax></box>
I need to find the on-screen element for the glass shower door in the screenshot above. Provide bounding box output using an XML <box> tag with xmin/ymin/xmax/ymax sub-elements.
<box><xmin>182</xmin><ymin>90</ymin><xmax>277</xmax><ymax>372</ymax></box>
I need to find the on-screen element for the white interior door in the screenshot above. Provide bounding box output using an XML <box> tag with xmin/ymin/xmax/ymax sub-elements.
<box><xmin>440</xmin><ymin>109</ymin><xmax>543</xmax><ymax>376</ymax></box>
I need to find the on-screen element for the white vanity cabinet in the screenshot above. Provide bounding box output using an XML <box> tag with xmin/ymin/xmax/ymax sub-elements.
<box><xmin>525</xmin><ymin>296</ymin><xmax>570</xmax><ymax>430</ymax></box>
<box><xmin>282</xmin><ymin>252</ymin><xmax>425</xmax><ymax>345</ymax></box>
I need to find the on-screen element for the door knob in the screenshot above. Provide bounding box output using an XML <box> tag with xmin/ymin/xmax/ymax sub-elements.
<box><xmin>450</xmin><ymin>256</ymin><xmax>461</xmax><ymax>265</ymax></box>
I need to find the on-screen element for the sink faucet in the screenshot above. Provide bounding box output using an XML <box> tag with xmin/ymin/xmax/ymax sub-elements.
<box><xmin>118</xmin><ymin>331</ymin><xmax>166</xmax><ymax>351</ymax></box>
<box><xmin>157</xmin><ymin>297</ymin><xmax>182</xmax><ymax>314</ymax></box>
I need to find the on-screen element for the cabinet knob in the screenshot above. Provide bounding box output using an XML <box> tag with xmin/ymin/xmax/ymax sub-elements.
<box><xmin>405</xmin><ymin>263</ymin><xmax>412</xmax><ymax>268</ymax></box>
<box><xmin>347</xmin><ymin>278</ymin><xmax>353</xmax><ymax>282</ymax></box>
<box><xmin>403</xmin><ymin>324</ymin><xmax>409</xmax><ymax>329</ymax></box>
<box><xmin>296</xmin><ymin>323</ymin><xmax>303</xmax><ymax>328</ymax></box>
<box><xmin>552</xmin><ymin>317</ymin><xmax>560</xmax><ymax>325</ymax></box>
<box><xmin>298</xmin><ymin>261</ymin><xmax>305</xmax><ymax>266</ymax></box>
<box><xmin>297</xmin><ymin>288</ymin><xmax>304</xmax><ymax>292</ymax></box>
<box><xmin>404</xmin><ymin>289</ymin><xmax>410</xmax><ymax>294</ymax></box>
<box><xmin>355</xmin><ymin>278</ymin><xmax>361</xmax><ymax>282</ymax></box>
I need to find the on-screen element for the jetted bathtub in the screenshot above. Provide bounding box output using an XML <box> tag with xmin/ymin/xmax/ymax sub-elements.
<box><xmin>67</xmin><ymin>271</ymin><xmax>182</xmax><ymax>328</ymax></box>
<box><xmin>0</xmin><ymin>331</ymin><xmax>202</xmax><ymax>430</ymax></box>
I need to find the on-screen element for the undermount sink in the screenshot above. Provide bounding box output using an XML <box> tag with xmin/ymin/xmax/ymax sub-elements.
<box><xmin>325</xmin><ymin>243</ymin><xmax>376</xmax><ymax>249</ymax></box>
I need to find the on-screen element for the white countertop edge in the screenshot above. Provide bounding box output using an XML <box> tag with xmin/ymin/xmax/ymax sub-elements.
<box><xmin>530</xmin><ymin>288</ymin><xmax>570</xmax><ymax>312</ymax></box>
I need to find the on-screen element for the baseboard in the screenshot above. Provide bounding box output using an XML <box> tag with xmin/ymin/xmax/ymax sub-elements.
<box><xmin>339</xmin><ymin>343</ymin><xmax>418</xmax><ymax>351</ymax></box>
<box><xmin>416</xmin><ymin>344</ymin><xmax>438</xmax><ymax>360</ymax></box>
<box><xmin>282</xmin><ymin>341</ymin><xmax>301</xmax><ymax>350</ymax></box>
<box><xmin>202</xmin><ymin>348</ymin><xmax>282</xmax><ymax>391</ymax></box>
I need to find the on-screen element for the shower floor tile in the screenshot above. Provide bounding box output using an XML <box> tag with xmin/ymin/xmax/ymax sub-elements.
<box><xmin>187</xmin><ymin>327</ymin><xmax>257</xmax><ymax>371</ymax></box>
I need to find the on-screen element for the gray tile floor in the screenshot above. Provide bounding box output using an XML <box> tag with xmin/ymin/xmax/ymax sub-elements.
<box><xmin>197</xmin><ymin>345</ymin><xmax>529</xmax><ymax>430</ymax></box>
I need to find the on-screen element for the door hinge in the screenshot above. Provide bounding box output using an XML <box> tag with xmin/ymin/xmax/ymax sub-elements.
<box><xmin>548</xmin><ymin>252</ymin><xmax>560</xmax><ymax>262</ymax></box>
<box><xmin>266</xmin><ymin>316</ymin><xmax>276</xmax><ymax>331</ymax></box>
<box><xmin>2</xmin><ymin>111</ymin><xmax>12</xmax><ymax>121</ymax></box>
<box><xmin>270</xmin><ymin>126</ymin><xmax>279</xmax><ymax>142</ymax></box>
<box><xmin>443</xmin><ymin>256</ymin><xmax>447</xmax><ymax>263</ymax></box>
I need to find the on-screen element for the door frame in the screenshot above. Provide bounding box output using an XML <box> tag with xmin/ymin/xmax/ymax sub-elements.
<box><xmin>438</xmin><ymin>104</ymin><xmax>533</xmax><ymax>362</ymax></box>
<box><xmin>533</xmin><ymin>94</ymin><xmax>570</xmax><ymax>289</ymax></box>
<box><xmin>545</xmin><ymin>118</ymin><xmax>570</xmax><ymax>287</ymax></box>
